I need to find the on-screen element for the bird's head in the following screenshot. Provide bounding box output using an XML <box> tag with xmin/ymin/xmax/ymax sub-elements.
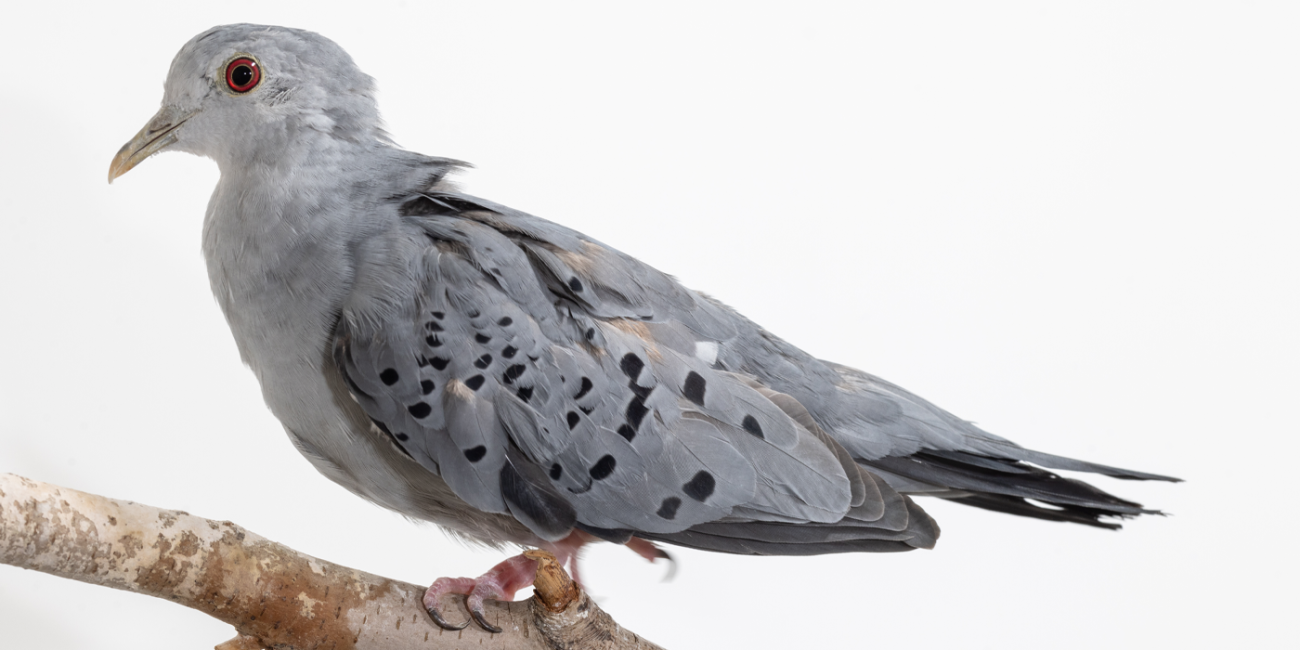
<box><xmin>109</xmin><ymin>24</ymin><xmax>385</xmax><ymax>182</ymax></box>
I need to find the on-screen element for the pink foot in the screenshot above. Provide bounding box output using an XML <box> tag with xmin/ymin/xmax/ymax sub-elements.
<box><xmin>423</xmin><ymin>554</ymin><xmax>538</xmax><ymax>632</ymax></box>
<box><xmin>422</xmin><ymin>533</ymin><xmax>673</xmax><ymax>632</ymax></box>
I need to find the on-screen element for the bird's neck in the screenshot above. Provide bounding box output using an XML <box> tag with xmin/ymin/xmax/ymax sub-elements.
<box><xmin>201</xmin><ymin>141</ymin><xmax>382</xmax><ymax>379</ymax></box>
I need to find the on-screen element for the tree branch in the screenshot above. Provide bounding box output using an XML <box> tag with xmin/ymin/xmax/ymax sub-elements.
<box><xmin>0</xmin><ymin>473</ymin><xmax>664</xmax><ymax>650</ymax></box>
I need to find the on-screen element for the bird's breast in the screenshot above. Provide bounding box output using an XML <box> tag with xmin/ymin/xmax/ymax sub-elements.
<box><xmin>203</xmin><ymin>178</ymin><xmax>354</xmax><ymax>360</ymax></box>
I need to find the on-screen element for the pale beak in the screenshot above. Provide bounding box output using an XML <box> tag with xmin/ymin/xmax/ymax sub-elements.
<box><xmin>108</xmin><ymin>105</ymin><xmax>195</xmax><ymax>183</ymax></box>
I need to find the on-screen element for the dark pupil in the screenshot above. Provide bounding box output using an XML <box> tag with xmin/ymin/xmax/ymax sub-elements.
<box><xmin>231</xmin><ymin>65</ymin><xmax>253</xmax><ymax>88</ymax></box>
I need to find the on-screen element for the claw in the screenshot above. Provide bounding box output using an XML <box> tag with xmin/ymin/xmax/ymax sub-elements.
<box><xmin>655</xmin><ymin>547</ymin><xmax>677</xmax><ymax>582</ymax></box>
<box><xmin>424</xmin><ymin>599</ymin><xmax>470</xmax><ymax>631</ymax></box>
<box><xmin>469</xmin><ymin>605</ymin><xmax>501</xmax><ymax>634</ymax></box>
<box><xmin>466</xmin><ymin>587</ymin><xmax>506</xmax><ymax>634</ymax></box>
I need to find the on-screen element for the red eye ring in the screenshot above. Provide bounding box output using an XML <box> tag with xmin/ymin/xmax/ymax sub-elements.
<box><xmin>225</xmin><ymin>57</ymin><xmax>260</xmax><ymax>93</ymax></box>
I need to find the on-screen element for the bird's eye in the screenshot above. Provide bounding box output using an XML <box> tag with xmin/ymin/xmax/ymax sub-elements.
<box><xmin>225</xmin><ymin>58</ymin><xmax>261</xmax><ymax>93</ymax></box>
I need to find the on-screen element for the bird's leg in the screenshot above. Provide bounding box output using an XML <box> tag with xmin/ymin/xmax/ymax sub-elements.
<box><xmin>423</xmin><ymin>531</ymin><xmax>594</xmax><ymax>633</ymax></box>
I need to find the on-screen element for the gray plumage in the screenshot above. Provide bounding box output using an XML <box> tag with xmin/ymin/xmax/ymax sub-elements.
<box><xmin>111</xmin><ymin>24</ymin><xmax>1177</xmax><ymax>557</ymax></box>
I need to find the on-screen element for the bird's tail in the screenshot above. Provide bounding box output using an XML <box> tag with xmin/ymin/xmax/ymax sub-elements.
<box><xmin>859</xmin><ymin>448</ymin><xmax>1180</xmax><ymax>530</ymax></box>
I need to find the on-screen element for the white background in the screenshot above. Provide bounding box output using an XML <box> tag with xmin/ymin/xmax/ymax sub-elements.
<box><xmin>1</xmin><ymin>2</ymin><xmax>1295</xmax><ymax>648</ymax></box>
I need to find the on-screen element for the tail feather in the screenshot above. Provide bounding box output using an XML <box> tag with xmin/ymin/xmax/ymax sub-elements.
<box><xmin>945</xmin><ymin>493</ymin><xmax>1138</xmax><ymax>530</ymax></box>
<box><xmin>860</xmin><ymin>449</ymin><xmax>1173</xmax><ymax>528</ymax></box>
<box><xmin>1011</xmin><ymin>448</ymin><xmax>1182</xmax><ymax>482</ymax></box>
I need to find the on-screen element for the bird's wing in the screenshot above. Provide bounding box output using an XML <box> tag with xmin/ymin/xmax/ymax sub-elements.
<box><xmin>332</xmin><ymin>191</ymin><xmax>913</xmax><ymax>544</ymax></box>
<box><xmin>333</xmin><ymin>186</ymin><xmax>1169</xmax><ymax>550</ymax></box>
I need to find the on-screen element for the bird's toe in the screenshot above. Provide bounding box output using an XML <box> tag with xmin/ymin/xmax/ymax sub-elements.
<box><xmin>422</xmin><ymin>554</ymin><xmax>539</xmax><ymax>633</ymax></box>
<box><xmin>422</xmin><ymin>577</ymin><xmax>475</xmax><ymax>630</ymax></box>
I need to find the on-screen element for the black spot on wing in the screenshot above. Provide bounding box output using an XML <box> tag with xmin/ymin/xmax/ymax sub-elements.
<box><xmin>420</xmin><ymin>379</ymin><xmax>435</xmax><ymax>395</ymax></box>
<box><xmin>626</xmin><ymin>395</ymin><xmax>650</xmax><ymax>430</ymax></box>
<box><xmin>568</xmin><ymin>277</ymin><xmax>583</xmax><ymax>292</ymax></box>
<box><xmin>474</xmin><ymin>354</ymin><xmax>493</xmax><ymax>369</ymax></box>
<box><xmin>742</xmin><ymin>415</ymin><xmax>764</xmax><ymax>439</ymax></box>
<box><xmin>682</xmin><ymin>371</ymin><xmax>706</xmax><ymax>406</ymax></box>
<box><xmin>497</xmin><ymin>317</ymin><xmax>513</xmax><ymax>327</ymax></box>
<box><xmin>503</xmin><ymin>364</ymin><xmax>527</xmax><ymax>384</ymax></box>
<box><xmin>425</xmin><ymin>321</ymin><xmax>444</xmax><ymax>332</ymax></box>
<box><xmin>620</xmin><ymin>353</ymin><xmax>644</xmax><ymax>380</ymax></box>
<box><xmin>502</xmin><ymin>345</ymin><xmax>518</xmax><ymax>359</ymax></box>
<box><xmin>464</xmin><ymin>446</ymin><xmax>487</xmax><ymax>462</ymax></box>
<box><xmin>379</xmin><ymin>368</ymin><xmax>400</xmax><ymax>386</ymax></box>
<box><xmin>617</xmin><ymin>424</ymin><xmax>636</xmax><ymax>441</ymax></box>
<box><xmin>475</xmin><ymin>333</ymin><xmax>492</xmax><ymax>344</ymax></box>
<box><xmin>657</xmin><ymin>497</ymin><xmax>682</xmax><ymax>520</ymax></box>
<box><xmin>408</xmin><ymin>402</ymin><xmax>432</xmax><ymax>419</ymax></box>
<box><xmin>465</xmin><ymin>375</ymin><xmax>486</xmax><ymax>391</ymax></box>
<box><xmin>574</xmin><ymin>377</ymin><xmax>593</xmax><ymax>400</ymax></box>
<box><xmin>431</xmin><ymin>357</ymin><xmax>450</xmax><ymax>371</ymax></box>
<box><xmin>549</xmin><ymin>463</ymin><xmax>563</xmax><ymax>480</ymax></box>
<box><xmin>516</xmin><ymin>386</ymin><xmax>534</xmax><ymax>403</ymax></box>
<box><xmin>426</xmin><ymin>335</ymin><xmax>442</xmax><ymax>347</ymax></box>
<box><xmin>683</xmin><ymin>471</ymin><xmax>716</xmax><ymax>502</ymax></box>
<box><xmin>589</xmin><ymin>455</ymin><xmax>616</xmax><ymax>480</ymax></box>
<box><xmin>629</xmin><ymin>382</ymin><xmax>652</xmax><ymax>400</ymax></box>
<box><xmin>566</xmin><ymin>411</ymin><xmax>580</xmax><ymax>430</ymax></box>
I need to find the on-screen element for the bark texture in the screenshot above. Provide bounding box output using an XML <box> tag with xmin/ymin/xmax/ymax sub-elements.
<box><xmin>0</xmin><ymin>473</ymin><xmax>664</xmax><ymax>650</ymax></box>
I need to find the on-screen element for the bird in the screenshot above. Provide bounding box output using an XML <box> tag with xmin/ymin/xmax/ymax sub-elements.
<box><xmin>109</xmin><ymin>24</ymin><xmax>1178</xmax><ymax>632</ymax></box>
